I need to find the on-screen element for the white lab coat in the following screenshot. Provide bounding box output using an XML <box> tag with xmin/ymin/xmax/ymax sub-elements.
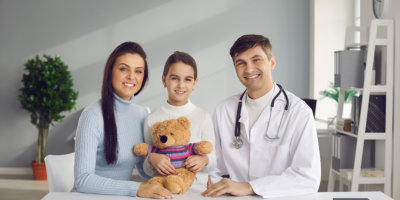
<box><xmin>210</xmin><ymin>83</ymin><xmax>321</xmax><ymax>198</ymax></box>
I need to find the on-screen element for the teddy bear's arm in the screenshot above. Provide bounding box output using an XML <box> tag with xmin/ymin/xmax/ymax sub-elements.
<box><xmin>133</xmin><ymin>143</ymin><xmax>150</xmax><ymax>157</ymax></box>
<box><xmin>195</xmin><ymin>141</ymin><xmax>213</xmax><ymax>155</ymax></box>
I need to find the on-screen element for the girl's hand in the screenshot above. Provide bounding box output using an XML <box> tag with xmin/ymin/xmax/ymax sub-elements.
<box><xmin>183</xmin><ymin>155</ymin><xmax>209</xmax><ymax>173</ymax></box>
<box><xmin>137</xmin><ymin>183</ymin><xmax>173</xmax><ymax>199</ymax></box>
<box><xmin>207</xmin><ymin>175</ymin><xmax>211</xmax><ymax>189</ymax></box>
<box><xmin>148</xmin><ymin>153</ymin><xmax>176</xmax><ymax>175</ymax></box>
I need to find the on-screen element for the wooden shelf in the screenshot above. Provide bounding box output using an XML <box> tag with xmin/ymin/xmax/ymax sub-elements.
<box><xmin>335</xmin><ymin>130</ymin><xmax>388</xmax><ymax>140</ymax></box>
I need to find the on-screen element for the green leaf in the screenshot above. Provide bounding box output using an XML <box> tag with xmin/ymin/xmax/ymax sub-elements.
<box><xmin>320</xmin><ymin>82</ymin><xmax>358</xmax><ymax>103</ymax></box>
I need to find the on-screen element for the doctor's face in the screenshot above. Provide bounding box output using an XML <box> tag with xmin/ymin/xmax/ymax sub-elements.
<box><xmin>233</xmin><ymin>45</ymin><xmax>276</xmax><ymax>99</ymax></box>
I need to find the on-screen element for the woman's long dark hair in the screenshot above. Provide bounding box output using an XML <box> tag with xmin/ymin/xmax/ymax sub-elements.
<box><xmin>101</xmin><ymin>41</ymin><xmax>148</xmax><ymax>164</ymax></box>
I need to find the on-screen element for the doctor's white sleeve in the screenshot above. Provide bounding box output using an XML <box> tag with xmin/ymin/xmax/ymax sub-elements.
<box><xmin>249</xmin><ymin>111</ymin><xmax>321</xmax><ymax>198</ymax></box>
<box><xmin>208</xmin><ymin>112</ymin><xmax>229</xmax><ymax>184</ymax></box>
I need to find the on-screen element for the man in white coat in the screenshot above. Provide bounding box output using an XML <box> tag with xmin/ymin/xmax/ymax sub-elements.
<box><xmin>202</xmin><ymin>34</ymin><xmax>321</xmax><ymax>198</ymax></box>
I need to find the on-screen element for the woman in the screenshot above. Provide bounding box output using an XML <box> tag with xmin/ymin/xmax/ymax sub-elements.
<box><xmin>73</xmin><ymin>42</ymin><xmax>172</xmax><ymax>198</ymax></box>
<box><xmin>143</xmin><ymin>51</ymin><xmax>216</xmax><ymax>191</ymax></box>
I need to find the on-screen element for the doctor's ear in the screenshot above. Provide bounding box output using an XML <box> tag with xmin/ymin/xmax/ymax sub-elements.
<box><xmin>270</xmin><ymin>56</ymin><xmax>276</xmax><ymax>70</ymax></box>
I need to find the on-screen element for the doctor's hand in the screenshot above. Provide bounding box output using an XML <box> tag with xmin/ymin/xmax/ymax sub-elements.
<box><xmin>183</xmin><ymin>155</ymin><xmax>209</xmax><ymax>173</ymax></box>
<box><xmin>148</xmin><ymin>153</ymin><xmax>176</xmax><ymax>175</ymax></box>
<box><xmin>201</xmin><ymin>178</ymin><xmax>255</xmax><ymax>197</ymax></box>
<box><xmin>137</xmin><ymin>183</ymin><xmax>173</xmax><ymax>199</ymax></box>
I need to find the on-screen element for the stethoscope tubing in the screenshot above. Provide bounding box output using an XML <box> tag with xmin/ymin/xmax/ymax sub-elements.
<box><xmin>233</xmin><ymin>83</ymin><xmax>289</xmax><ymax>149</ymax></box>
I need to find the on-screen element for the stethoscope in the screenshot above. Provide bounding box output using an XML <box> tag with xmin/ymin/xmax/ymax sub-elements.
<box><xmin>233</xmin><ymin>83</ymin><xmax>289</xmax><ymax>149</ymax></box>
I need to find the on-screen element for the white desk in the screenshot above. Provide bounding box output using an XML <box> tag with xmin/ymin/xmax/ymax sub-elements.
<box><xmin>317</xmin><ymin>128</ymin><xmax>335</xmax><ymax>138</ymax></box>
<box><xmin>42</xmin><ymin>192</ymin><xmax>392</xmax><ymax>200</ymax></box>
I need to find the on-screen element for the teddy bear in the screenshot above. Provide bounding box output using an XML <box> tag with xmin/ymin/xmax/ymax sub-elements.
<box><xmin>133</xmin><ymin>117</ymin><xmax>213</xmax><ymax>194</ymax></box>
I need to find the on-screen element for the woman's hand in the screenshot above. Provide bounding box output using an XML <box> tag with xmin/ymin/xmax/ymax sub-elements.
<box><xmin>148</xmin><ymin>153</ymin><xmax>176</xmax><ymax>175</ymax></box>
<box><xmin>183</xmin><ymin>155</ymin><xmax>209</xmax><ymax>173</ymax></box>
<box><xmin>137</xmin><ymin>183</ymin><xmax>173</xmax><ymax>199</ymax></box>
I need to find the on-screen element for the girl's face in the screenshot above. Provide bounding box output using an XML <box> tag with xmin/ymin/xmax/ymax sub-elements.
<box><xmin>112</xmin><ymin>53</ymin><xmax>145</xmax><ymax>100</ymax></box>
<box><xmin>162</xmin><ymin>62</ymin><xmax>198</xmax><ymax>106</ymax></box>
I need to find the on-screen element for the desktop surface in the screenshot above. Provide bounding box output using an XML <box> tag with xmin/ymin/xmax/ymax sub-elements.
<box><xmin>42</xmin><ymin>191</ymin><xmax>392</xmax><ymax>200</ymax></box>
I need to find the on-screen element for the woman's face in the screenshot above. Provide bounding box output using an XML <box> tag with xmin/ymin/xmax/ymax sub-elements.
<box><xmin>112</xmin><ymin>53</ymin><xmax>145</xmax><ymax>100</ymax></box>
<box><xmin>162</xmin><ymin>62</ymin><xmax>197</xmax><ymax>106</ymax></box>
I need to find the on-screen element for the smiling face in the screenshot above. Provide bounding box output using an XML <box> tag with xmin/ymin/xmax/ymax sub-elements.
<box><xmin>162</xmin><ymin>61</ymin><xmax>198</xmax><ymax>106</ymax></box>
<box><xmin>111</xmin><ymin>53</ymin><xmax>145</xmax><ymax>100</ymax></box>
<box><xmin>233</xmin><ymin>45</ymin><xmax>276</xmax><ymax>99</ymax></box>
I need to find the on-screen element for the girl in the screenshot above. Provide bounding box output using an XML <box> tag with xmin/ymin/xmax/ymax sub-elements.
<box><xmin>73</xmin><ymin>42</ymin><xmax>172</xmax><ymax>199</ymax></box>
<box><xmin>143</xmin><ymin>51</ymin><xmax>216</xmax><ymax>190</ymax></box>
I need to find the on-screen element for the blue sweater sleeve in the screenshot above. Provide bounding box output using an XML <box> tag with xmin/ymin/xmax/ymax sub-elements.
<box><xmin>73</xmin><ymin>108</ymin><xmax>141</xmax><ymax>197</ymax></box>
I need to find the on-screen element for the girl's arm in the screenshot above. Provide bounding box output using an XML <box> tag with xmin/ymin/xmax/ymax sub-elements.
<box><xmin>184</xmin><ymin>113</ymin><xmax>217</xmax><ymax>173</ymax></box>
<box><xmin>199</xmin><ymin>113</ymin><xmax>216</xmax><ymax>172</ymax></box>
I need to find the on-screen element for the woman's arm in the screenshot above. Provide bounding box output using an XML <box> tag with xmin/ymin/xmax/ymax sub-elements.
<box><xmin>74</xmin><ymin>109</ymin><xmax>141</xmax><ymax>196</ymax></box>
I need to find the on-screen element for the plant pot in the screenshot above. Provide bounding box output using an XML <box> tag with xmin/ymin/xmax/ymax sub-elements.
<box><xmin>31</xmin><ymin>161</ymin><xmax>47</xmax><ymax>180</ymax></box>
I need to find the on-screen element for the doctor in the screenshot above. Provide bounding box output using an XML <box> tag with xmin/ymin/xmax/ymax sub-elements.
<box><xmin>202</xmin><ymin>34</ymin><xmax>321</xmax><ymax>198</ymax></box>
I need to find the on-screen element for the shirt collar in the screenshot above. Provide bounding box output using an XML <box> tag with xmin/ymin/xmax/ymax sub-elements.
<box><xmin>162</xmin><ymin>100</ymin><xmax>195</xmax><ymax>116</ymax></box>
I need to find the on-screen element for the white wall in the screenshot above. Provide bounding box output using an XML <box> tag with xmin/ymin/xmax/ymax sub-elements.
<box><xmin>311</xmin><ymin>0</ymin><xmax>354</xmax><ymax>122</ymax></box>
<box><xmin>0</xmin><ymin>0</ymin><xmax>310</xmax><ymax>167</ymax></box>
<box><xmin>310</xmin><ymin>0</ymin><xmax>354</xmax><ymax>182</ymax></box>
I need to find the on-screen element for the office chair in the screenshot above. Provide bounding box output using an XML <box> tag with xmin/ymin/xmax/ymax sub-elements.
<box><xmin>44</xmin><ymin>152</ymin><xmax>75</xmax><ymax>192</ymax></box>
<box><xmin>302</xmin><ymin>98</ymin><xmax>317</xmax><ymax>117</ymax></box>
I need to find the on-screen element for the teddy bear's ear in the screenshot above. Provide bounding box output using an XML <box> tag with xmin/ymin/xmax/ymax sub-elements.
<box><xmin>152</xmin><ymin>122</ymin><xmax>162</xmax><ymax>134</ymax></box>
<box><xmin>177</xmin><ymin>117</ymin><xmax>191</xmax><ymax>130</ymax></box>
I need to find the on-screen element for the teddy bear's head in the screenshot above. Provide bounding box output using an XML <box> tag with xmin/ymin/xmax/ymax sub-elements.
<box><xmin>152</xmin><ymin>117</ymin><xmax>191</xmax><ymax>149</ymax></box>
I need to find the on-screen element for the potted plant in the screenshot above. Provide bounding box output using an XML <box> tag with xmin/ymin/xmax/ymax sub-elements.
<box><xmin>18</xmin><ymin>54</ymin><xmax>78</xmax><ymax>180</ymax></box>
<box><xmin>320</xmin><ymin>82</ymin><xmax>357</xmax><ymax>126</ymax></box>
<box><xmin>320</xmin><ymin>82</ymin><xmax>358</xmax><ymax>103</ymax></box>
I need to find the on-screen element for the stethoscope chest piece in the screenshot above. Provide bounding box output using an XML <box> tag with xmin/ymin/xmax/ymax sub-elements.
<box><xmin>233</xmin><ymin>136</ymin><xmax>243</xmax><ymax>149</ymax></box>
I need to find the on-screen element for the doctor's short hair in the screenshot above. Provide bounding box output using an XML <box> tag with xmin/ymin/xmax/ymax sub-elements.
<box><xmin>230</xmin><ymin>34</ymin><xmax>273</xmax><ymax>60</ymax></box>
<box><xmin>163</xmin><ymin>51</ymin><xmax>198</xmax><ymax>79</ymax></box>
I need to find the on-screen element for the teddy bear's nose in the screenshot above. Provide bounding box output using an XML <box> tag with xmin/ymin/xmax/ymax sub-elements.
<box><xmin>160</xmin><ymin>135</ymin><xmax>168</xmax><ymax>143</ymax></box>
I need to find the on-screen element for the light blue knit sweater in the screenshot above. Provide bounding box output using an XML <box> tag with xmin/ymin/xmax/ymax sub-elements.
<box><xmin>73</xmin><ymin>94</ymin><xmax>150</xmax><ymax>196</ymax></box>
